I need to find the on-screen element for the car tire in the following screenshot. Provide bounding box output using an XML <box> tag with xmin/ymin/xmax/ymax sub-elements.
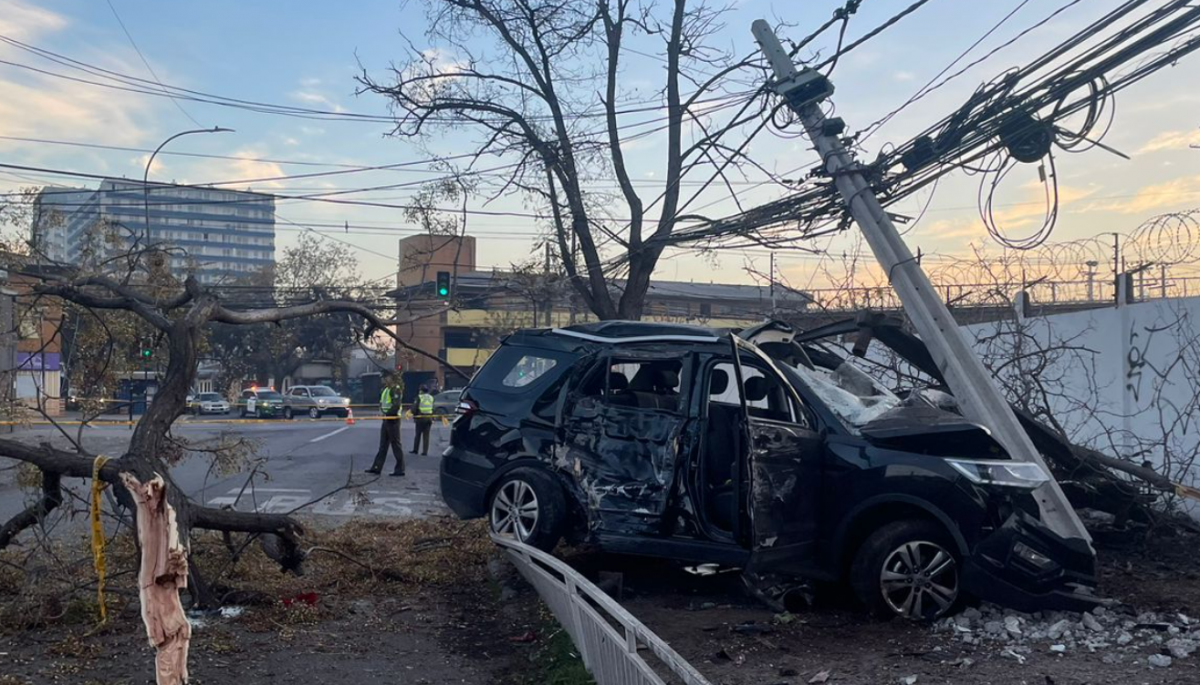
<box><xmin>309</xmin><ymin>407</ymin><xmax>321</xmax><ymax>420</ymax></box>
<box><xmin>283</xmin><ymin>407</ymin><xmax>294</xmax><ymax>420</ymax></box>
<box><xmin>850</xmin><ymin>519</ymin><xmax>962</xmax><ymax>621</ymax></box>
<box><xmin>487</xmin><ymin>468</ymin><xmax>567</xmax><ymax>553</ymax></box>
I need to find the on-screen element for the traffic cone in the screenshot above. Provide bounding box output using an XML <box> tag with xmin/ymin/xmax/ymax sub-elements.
<box><xmin>345</xmin><ymin>408</ymin><xmax>355</xmax><ymax>425</ymax></box>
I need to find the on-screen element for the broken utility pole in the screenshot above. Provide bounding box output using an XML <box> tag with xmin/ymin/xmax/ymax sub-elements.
<box><xmin>751</xmin><ymin>20</ymin><xmax>1091</xmax><ymax>546</ymax></box>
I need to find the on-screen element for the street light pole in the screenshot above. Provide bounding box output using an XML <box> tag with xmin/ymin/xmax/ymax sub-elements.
<box><xmin>143</xmin><ymin>127</ymin><xmax>234</xmax><ymax>244</ymax></box>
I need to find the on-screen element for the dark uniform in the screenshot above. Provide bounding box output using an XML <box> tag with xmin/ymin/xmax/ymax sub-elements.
<box><xmin>367</xmin><ymin>378</ymin><xmax>405</xmax><ymax>476</ymax></box>
<box><xmin>412</xmin><ymin>390</ymin><xmax>434</xmax><ymax>456</ymax></box>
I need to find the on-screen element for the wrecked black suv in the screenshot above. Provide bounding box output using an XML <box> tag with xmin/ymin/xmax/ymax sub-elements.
<box><xmin>440</xmin><ymin>321</ymin><xmax>1098</xmax><ymax>619</ymax></box>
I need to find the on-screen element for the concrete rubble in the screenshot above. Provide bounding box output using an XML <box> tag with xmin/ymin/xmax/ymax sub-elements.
<box><xmin>934</xmin><ymin>604</ymin><xmax>1200</xmax><ymax>668</ymax></box>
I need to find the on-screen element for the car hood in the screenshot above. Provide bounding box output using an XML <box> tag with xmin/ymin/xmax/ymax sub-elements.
<box><xmin>859</xmin><ymin>404</ymin><xmax>1007</xmax><ymax>457</ymax></box>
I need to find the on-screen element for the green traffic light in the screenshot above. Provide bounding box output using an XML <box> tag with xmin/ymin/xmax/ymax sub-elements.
<box><xmin>438</xmin><ymin>287</ymin><xmax>449</xmax><ymax>297</ymax></box>
<box><xmin>142</xmin><ymin>349</ymin><xmax>152</xmax><ymax>358</ymax></box>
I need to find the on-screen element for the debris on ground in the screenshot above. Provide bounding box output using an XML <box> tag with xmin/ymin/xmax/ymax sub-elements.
<box><xmin>1149</xmin><ymin>654</ymin><xmax>1173</xmax><ymax>668</ymax></box>
<box><xmin>934</xmin><ymin>603</ymin><xmax>1200</xmax><ymax>666</ymax></box>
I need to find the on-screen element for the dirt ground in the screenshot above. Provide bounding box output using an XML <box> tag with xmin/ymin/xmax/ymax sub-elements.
<box><xmin>4</xmin><ymin>519</ymin><xmax>1200</xmax><ymax>685</ymax></box>
<box><xmin>0</xmin><ymin>518</ymin><xmax>560</xmax><ymax>685</ymax></box>
<box><xmin>563</xmin><ymin>526</ymin><xmax>1200</xmax><ymax>684</ymax></box>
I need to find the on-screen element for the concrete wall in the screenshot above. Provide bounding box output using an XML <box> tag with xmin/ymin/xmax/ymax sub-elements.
<box><xmin>961</xmin><ymin>296</ymin><xmax>1200</xmax><ymax>495</ymax></box>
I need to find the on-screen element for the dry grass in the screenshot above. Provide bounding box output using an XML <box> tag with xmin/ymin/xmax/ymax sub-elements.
<box><xmin>0</xmin><ymin>516</ymin><xmax>495</xmax><ymax>635</ymax></box>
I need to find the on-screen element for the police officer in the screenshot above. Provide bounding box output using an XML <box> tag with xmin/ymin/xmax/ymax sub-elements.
<box><xmin>412</xmin><ymin>384</ymin><xmax>434</xmax><ymax>456</ymax></box>
<box><xmin>366</xmin><ymin>370</ymin><xmax>405</xmax><ymax>476</ymax></box>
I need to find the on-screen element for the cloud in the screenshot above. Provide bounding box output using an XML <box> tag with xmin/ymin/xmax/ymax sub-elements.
<box><xmin>894</xmin><ymin>71</ymin><xmax>916</xmax><ymax>82</ymax></box>
<box><xmin>1083</xmin><ymin>175</ymin><xmax>1200</xmax><ymax>215</ymax></box>
<box><xmin>1138</xmin><ymin>129</ymin><xmax>1200</xmax><ymax>154</ymax></box>
<box><xmin>919</xmin><ymin>184</ymin><xmax>1096</xmax><ymax>243</ymax></box>
<box><xmin>178</xmin><ymin>147</ymin><xmax>290</xmax><ymax>190</ymax></box>
<box><xmin>291</xmin><ymin>90</ymin><xmax>347</xmax><ymax>113</ymax></box>
<box><xmin>0</xmin><ymin>1</ymin><xmax>158</xmax><ymax>157</ymax></box>
<box><xmin>0</xmin><ymin>0</ymin><xmax>67</xmax><ymax>39</ymax></box>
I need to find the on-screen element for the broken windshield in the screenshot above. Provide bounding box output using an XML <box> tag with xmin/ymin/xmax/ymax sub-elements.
<box><xmin>787</xmin><ymin>356</ymin><xmax>900</xmax><ymax>434</ymax></box>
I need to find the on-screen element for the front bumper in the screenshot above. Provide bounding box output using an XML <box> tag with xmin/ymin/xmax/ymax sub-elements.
<box><xmin>962</xmin><ymin>510</ymin><xmax>1102</xmax><ymax>613</ymax></box>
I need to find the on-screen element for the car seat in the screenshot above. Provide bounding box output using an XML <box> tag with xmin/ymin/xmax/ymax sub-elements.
<box><xmin>705</xmin><ymin>368</ymin><xmax>739</xmax><ymax>532</ymax></box>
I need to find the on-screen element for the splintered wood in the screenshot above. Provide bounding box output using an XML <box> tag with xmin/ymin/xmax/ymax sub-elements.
<box><xmin>121</xmin><ymin>473</ymin><xmax>191</xmax><ymax>685</ymax></box>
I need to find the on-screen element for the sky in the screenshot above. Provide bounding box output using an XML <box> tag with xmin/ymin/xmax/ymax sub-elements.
<box><xmin>0</xmin><ymin>0</ymin><xmax>1198</xmax><ymax>295</ymax></box>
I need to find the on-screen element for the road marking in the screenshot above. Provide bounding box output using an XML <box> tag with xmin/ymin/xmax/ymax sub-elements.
<box><xmin>309</xmin><ymin>425</ymin><xmax>352</xmax><ymax>443</ymax></box>
<box><xmin>225</xmin><ymin>487</ymin><xmax>308</xmax><ymax>494</ymax></box>
<box><xmin>205</xmin><ymin>487</ymin><xmax>448</xmax><ymax>518</ymax></box>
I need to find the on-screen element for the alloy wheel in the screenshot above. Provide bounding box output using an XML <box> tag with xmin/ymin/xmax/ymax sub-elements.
<box><xmin>309</xmin><ymin>407</ymin><xmax>320</xmax><ymax>419</ymax></box>
<box><xmin>880</xmin><ymin>540</ymin><xmax>959</xmax><ymax>620</ymax></box>
<box><xmin>490</xmin><ymin>480</ymin><xmax>540</xmax><ymax>542</ymax></box>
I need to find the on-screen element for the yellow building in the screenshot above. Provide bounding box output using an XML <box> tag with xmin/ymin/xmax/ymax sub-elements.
<box><xmin>389</xmin><ymin>234</ymin><xmax>810</xmax><ymax>390</ymax></box>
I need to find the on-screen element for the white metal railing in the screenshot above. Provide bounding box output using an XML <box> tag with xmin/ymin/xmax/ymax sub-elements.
<box><xmin>490</xmin><ymin>533</ymin><xmax>713</xmax><ymax>685</ymax></box>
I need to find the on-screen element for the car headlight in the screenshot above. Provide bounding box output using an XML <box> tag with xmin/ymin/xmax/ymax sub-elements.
<box><xmin>947</xmin><ymin>459</ymin><xmax>1050</xmax><ymax>489</ymax></box>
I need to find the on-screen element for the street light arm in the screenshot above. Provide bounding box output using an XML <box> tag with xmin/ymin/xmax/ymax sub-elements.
<box><xmin>143</xmin><ymin>127</ymin><xmax>235</xmax><ymax>244</ymax></box>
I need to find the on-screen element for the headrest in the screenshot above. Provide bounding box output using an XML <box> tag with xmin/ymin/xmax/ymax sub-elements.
<box><xmin>744</xmin><ymin>376</ymin><xmax>769</xmax><ymax>402</ymax></box>
<box><xmin>608</xmin><ymin>372</ymin><xmax>629</xmax><ymax>392</ymax></box>
<box><xmin>653</xmin><ymin>367</ymin><xmax>679</xmax><ymax>389</ymax></box>
<box><xmin>709</xmin><ymin>369</ymin><xmax>729</xmax><ymax>395</ymax></box>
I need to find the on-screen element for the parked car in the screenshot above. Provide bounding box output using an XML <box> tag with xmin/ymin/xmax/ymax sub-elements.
<box><xmin>239</xmin><ymin>387</ymin><xmax>285</xmax><ymax>418</ymax></box>
<box><xmin>283</xmin><ymin>385</ymin><xmax>351</xmax><ymax>419</ymax></box>
<box><xmin>431</xmin><ymin>389</ymin><xmax>463</xmax><ymax>416</ymax></box>
<box><xmin>440</xmin><ymin>321</ymin><xmax>1099</xmax><ymax>620</ymax></box>
<box><xmin>192</xmin><ymin>392</ymin><xmax>230</xmax><ymax>415</ymax></box>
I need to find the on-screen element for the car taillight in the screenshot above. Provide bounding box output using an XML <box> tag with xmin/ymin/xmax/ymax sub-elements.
<box><xmin>456</xmin><ymin>399</ymin><xmax>478</xmax><ymax>416</ymax></box>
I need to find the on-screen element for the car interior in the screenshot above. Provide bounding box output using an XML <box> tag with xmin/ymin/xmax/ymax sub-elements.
<box><xmin>578</xmin><ymin>359</ymin><xmax>683</xmax><ymax>411</ymax></box>
<box><xmin>702</xmin><ymin>361</ymin><xmax>805</xmax><ymax>534</ymax></box>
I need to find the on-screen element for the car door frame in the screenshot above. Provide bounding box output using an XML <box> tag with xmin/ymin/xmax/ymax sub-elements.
<box><xmin>730</xmin><ymin>337</ymin><xmax>824</xmax><ymax>574</ymax></box>
<box><xmin>555</xmin><ymin>348</ymin><xmax>692</xmax><ymax>539</ymax></box>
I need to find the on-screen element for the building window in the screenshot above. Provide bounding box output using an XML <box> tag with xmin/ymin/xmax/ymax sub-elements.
<box><xmin>443</xmin><ymin>329</ymin><xmax>475</xmax><ymax>348</ymax></box>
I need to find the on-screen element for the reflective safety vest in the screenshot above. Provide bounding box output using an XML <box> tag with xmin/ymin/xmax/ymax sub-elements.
<box><xmin>418</xmin><ymin>393</ymin><xmax>434</xmax><ymax>415</ymax></box>
<box><xmin>380</xmin><ymin>387</ymin><xmax>395</xmax><ymax>413</ymax></box>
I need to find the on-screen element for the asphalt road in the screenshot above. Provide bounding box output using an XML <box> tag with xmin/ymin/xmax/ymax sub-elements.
<box><xmin>0</xmin><ymin>415</ymin><xmax>456</xmax><ymax>525</ymax></box>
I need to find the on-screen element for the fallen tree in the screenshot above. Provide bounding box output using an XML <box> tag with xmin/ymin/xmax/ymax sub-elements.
<box><xmin>0</xmin><ymin>253</ymin><xmax>468</xmax><ymax>683</ymax></box>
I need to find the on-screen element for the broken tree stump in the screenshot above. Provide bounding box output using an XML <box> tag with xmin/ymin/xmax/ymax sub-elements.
<box><xmin>121</xmin><ymin>473</ymin><xmax>191</xmax><ymax>685</ymax></box>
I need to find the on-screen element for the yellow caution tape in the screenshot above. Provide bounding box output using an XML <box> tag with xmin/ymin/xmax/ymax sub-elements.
<box><xmin>90</xmin><ymin>455</ymin><xmax>111</xmax><ymax>625</ymax></box>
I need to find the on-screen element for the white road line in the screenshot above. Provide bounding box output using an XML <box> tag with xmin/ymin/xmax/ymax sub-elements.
<box><xmin>225</xmin><ymin>487</ymin><xmax>309</xmax><ymax>494</ymax></box>
<box><xmin>309</xmin><ymin>425</ymin><xmax>351</xmax><ymax>443</ymax></box>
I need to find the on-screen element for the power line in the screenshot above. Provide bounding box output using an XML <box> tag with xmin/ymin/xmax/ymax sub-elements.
<box><xmin>858</xmin><ymin>0</ymin><xmax>1086</xmax><ymax>144</ymax></box>
<box><xmin>103</xmin><ymin>0</ymin><xmax>205</xmax><ymax>128</ymax></box>
<box><xmin>0</xmin><ymin>32</ymin><xmax>759</xmax><ymax>126</ymax></box>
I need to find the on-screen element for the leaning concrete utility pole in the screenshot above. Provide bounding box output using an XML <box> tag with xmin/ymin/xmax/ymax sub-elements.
<box><xmin>751</xmin><ymin>20</ymin><xmax>1090</xmax><ymax>545</ymax></box>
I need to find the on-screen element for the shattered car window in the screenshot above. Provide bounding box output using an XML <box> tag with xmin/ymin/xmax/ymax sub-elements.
<box><xmin>501</xmin><ymin>354</ymin><xmax>558</xmax><ymax>388</ymax></box>
<box><xmin>790</xmin><ymin>358</ymin><xmax>900</xmax><ymax>433</ymax></box>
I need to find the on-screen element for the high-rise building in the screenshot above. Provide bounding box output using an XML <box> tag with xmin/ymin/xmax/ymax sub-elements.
<box><xmin>33</xmin><ymin>179</ymin><xmax>276</xmax><ymax>283</ymax></box>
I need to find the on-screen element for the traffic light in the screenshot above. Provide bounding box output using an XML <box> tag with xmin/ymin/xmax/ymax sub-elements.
<box><xmin>141</xmin><ymin>348</ymin><xmax>153</xmax><ymax>359</ymax></box>
<box><xmin>436</xmin><ymin>271</ymin><xmax>451</xmax><ymax>299</ymax></box>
